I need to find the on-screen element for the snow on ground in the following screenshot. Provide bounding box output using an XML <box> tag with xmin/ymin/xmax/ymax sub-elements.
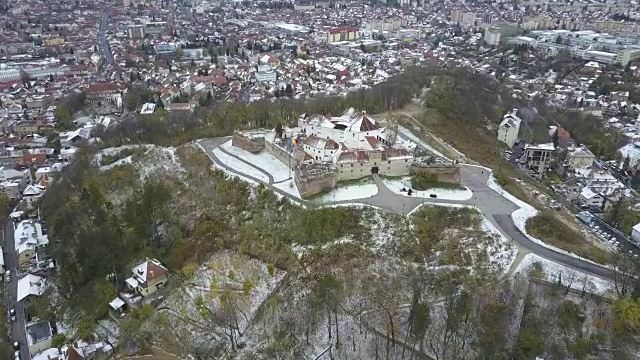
<box><xmin>515</xmin><ymin>253</ymin><xmax>614</xmax><ymax>296</ymax></box>
<box><xmin>211</xmin><ymin>147</ymin><xmax>270</xmax><ymax>183</ymax></box>
<box><xmin>136</xmin><ymin>147</ymin><xmax>186</xmax><ymax>181</ymax></box>
<box><xmin>220</xmin><ymin>140</ymin><xmax>292</xmax><ymax>182</ymax></box>
<box><xmin>382</xmin><ymin>176</ymin><xmax>473</xmax><ymax>201</ymax></box>
<box><xmin>273</xmin><ymin>177</ymin><xmax>301</xmax><ymax>199</ymax></box>
<box><xmin>212</xmin><ymin>165</ymin><xmax>260</xmax><ymax>187</ymax></box>
<box><xmin>161</xmin><ymin>252</ymin><xmax>286</xmax><ymax>352</ymax></box>
<box><xmin>100</xmin><ymin>156</ymin><xmax>133</xmax><ymax>171</ymax></box>
<box><xmin>316</xmin><ymin>182</ymin><xmax>378</xmax><ymax>203</ymax></box>
<box><xmin>488</xmin><ymin>173</ymin><xmax>611</xmax><ymax>268</ymax></box>
<box><xmin>397</xmin><ymin>125</ymin><xmax>449</xmax><ymax>159</ymax></box>
<box><xmin>481</xmin><ymin>218</ymin><xmax>518</xmax><ymax>274</ymax></box>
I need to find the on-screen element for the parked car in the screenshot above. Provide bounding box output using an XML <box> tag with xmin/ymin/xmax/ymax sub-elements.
<box><xmin>13</xmin><ymin>350</ymin><xmax>19</xmax><ymax>360</ymax></box>
<box><xmin>13</xmin><ymin>341</ymin><xmax>19</xmax><ymax>350</ymax></box>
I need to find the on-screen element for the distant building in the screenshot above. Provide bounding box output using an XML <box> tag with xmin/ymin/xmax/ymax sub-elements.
<box><xmin>482</xmin><ymin>13</ymin><xmax>493</xmax><ymax>25</ymax></box>
<box><xmin>524</xmin><ymin>143</ymin><xmax>555</xmax><ymax>174</ymax></box>
<box><xmin>484</xmin><ymin>28</ymin><xmax>501</xmax><ymax>46</ymax></box>
<box><xmin>255</xmin><ymin>65</ymin><xmax>277</xmax><ymax>83</ymax></box>
<box><xmin>497</xmin><ymin>110</ymin><xmax>521</xmax><ymax>148</ymax></box>
<box><xmin>127</xmin><ymin>25</ymin><xmax>145</xmax><ymax>39</ymax></box>
<box><xmin>566</xmin><ymin>146</ymin><xmax>595</xmax><ymax>170</ymax></box>
<box><xmin>327</xmin><ymin>26</ymin><xmax>360</xmax><ymax>43</ymax></box>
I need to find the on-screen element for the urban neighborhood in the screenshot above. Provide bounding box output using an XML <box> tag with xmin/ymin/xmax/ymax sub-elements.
<box><xmin>3</xmin><ymin>0</ymin><xmax>640</xmax><ymax>358</ymax></box>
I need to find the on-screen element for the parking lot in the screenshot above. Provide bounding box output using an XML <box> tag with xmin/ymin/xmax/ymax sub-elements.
<box><xmin>578</xmin><ymin>212</ymin><xmax>640</xmax><ymax>258</ymax></box>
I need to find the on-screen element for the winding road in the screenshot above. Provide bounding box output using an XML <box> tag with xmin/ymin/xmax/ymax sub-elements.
<box><xmin>197</xmin><ymin>137</ymin><xmax>615</xmax><ymax>281</ymax></box>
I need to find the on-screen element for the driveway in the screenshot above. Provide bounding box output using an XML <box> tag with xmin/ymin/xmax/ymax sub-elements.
<box><xmin>4</xmin><ymin>219</ymin><xmax>29</xmax><ymax>360</ymax></box>
<box><xmin>198</xmin><ymin>138</ymin><xmax>616</xmax><ymax>281</ymax></box>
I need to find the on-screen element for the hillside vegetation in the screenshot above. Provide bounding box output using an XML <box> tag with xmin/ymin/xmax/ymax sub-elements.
<box><xmin>34</xmin><ymin>143</ymin><xmax>640</xmax><ymax>359</ymax></box>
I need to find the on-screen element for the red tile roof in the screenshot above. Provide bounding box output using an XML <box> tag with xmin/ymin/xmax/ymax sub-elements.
<box><xmin>359</xmin><ymin>115</ymin><xmax>379</xmax><ymax>132</ymax></box>
<box><xmin>22</xmin><ymin>153</ymin><xmax>46</xmax><ymax>165</ymax></box>
<box><xmin>328</xmin><ymin>26</ymin><xmax>359</xmax><ymax>34</ymax></box>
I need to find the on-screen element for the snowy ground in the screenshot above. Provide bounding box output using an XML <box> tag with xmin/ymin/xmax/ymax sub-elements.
<box><xmin>408</xmin><ymin>203</ymin><xmax>517</xmax><ymax>274</ymax></box>
<box><xmin>487</xmin><ymin>173</ymin><xmax>612</xmax><ymax>268</ymax></box>
<box><xmin>482</xmin><ymin>218</ymin><xmax>518</xmax><ymax>274</ymax></box>
<box><xmin>382</xmin><ymin>176</ymin><xmax>473</xmax><ymax>201</ymax></box>
<box><xmin>273</xmin><ymin>177</ymin><xmax>301</xmax><ymax>199</ymax></box>
<box><xmin>397</xmin><ymin>125</ymin><xmax>449</xmax><ymax>159</ymax></box>
<box><xmin>515</xmin><ymin>253</ymin><xmax>614</xmax><ymax>296</ymax></box>
<box><xmin>316</xmin><ymin>182</ymin><xmax>378</xmax><ymax>203</ymax></box>
<box><xmin>220</xmin><ymin>140</ymin><xmax>292</xmax><ymax>182</ymax></box>
<box><xmin>211</xmin><ymin>147</ymin><xmax>270</xmax><ymax>183</ymax></box>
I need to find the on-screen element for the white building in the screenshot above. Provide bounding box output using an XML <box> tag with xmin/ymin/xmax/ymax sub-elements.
<box><xmin>484</xmin><ymin>29</ymin><xmax>501</xmax><ymax>46</ymax></box>
<box><xmin>566</xmin><ymin>146</ymin><xmax>595</xmax><ymax>170</ymax></box>
<box><xmin>17</xmin><ymin>273</ymin><xmax>47</xmax><ymax>302</ymax></box>
<box><xmin>497</xmin><ymin>110</ymin><xmax>521</xmax><ymax>148</ymax></box>
<box><xmin>298</xmin><ymin>109</ymin><xmax>415</xmax><ymax>180</ymax></box>
<box><xmin>578</xmin><ymin>187</ymin><xmax>604</xmax><ymax>209</ymax></box>
<box><xmin>524</xmin><ymin>143</ymin><xmax>555</xmax><ymax>174</ymax></box>
<box><xmin>14</xmin><ymin>219</ymin><xmax>49</xmax><ymax>269</ymax></box>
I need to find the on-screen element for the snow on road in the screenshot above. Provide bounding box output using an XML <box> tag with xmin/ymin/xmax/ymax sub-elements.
<box><xmin>515</xmin><ymin>253</ymin><xmax>614</xmax><ymax>295</ymax></box>
<box><xmin>317</xmin><ymin>182</ymin><xmax>378</xmax><ymax>203</ymax></box>
<box><xmin>211</xmin><ymin>147</ymin><xmax>270</xmax><ymax>183</ymax></box>
<box><xmin>220</xmin><ymin>140</ymin><xmax>292</xmax><ymax>182</ymax></box>
<box><xmin>382</xmin><ymin>176</ymin><xmax>473</xmax><ymax>201</ymax></box>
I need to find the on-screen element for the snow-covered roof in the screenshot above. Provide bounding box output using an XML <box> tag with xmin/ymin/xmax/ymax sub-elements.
<box><xmin>580</xmin><ymin>187</ymin><xmax>599</xmax><ymax>200</ymax></box>
<box><xmin>525</xmin><ymin>142</ymin><xmax>555</xmax><ymax>151</ymax></box>
<box><xmin>125</xmin><ymin>277</ymin><xmax>139</xmax><ymax>288</ymax></box>
<box><xmin>17</xmin><ymin>273</ymin><xmax>47</xmax><ymax>302</ymax></box>
<box><xmin>109</xmin><ymin>297</ymin><xmax>125</xmax><ymax>311</ymax></box>
<box><xmin>132</xmin><ymin>258</ymin><xmax>167</xmax><ymax>283</ymax></box>
<box><xmin>13</xmin><ymin>220</ymin><xmax>48</xmax><ymax>255</ymax></box>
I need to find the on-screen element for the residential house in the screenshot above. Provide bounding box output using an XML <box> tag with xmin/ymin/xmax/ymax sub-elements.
<box><xmin>23</xmin><ymin>184</ymin><xmax>45</xmax><ymax>208</ymax></box>
<box><xmin>17</xmin><ymin>273</ymin><xmax>47</xmax><ymax>302</ymax></box>
<box><xmin>497</xmin><ymin>110</ymin><xmax>521</xmax><ymax>148</ymax></box>
<box><xmin>567</xmin><ymin>145</ymin><xmax>596</xmax><ymax>170</ymax></box>
<box><xmin>578</xmin><ymin>187</ymin><xmax>605</xmax><ymax>209</ymax></box>
<box><xmin>14</xmin><ymin>220</ymin><xmax>49</xmax><ymax>270</ymax></box>
<box><xmin>21</xmin><ymin>153</ymin><xmax>47</xmax><ymax>166</ymax></box>
<box><xmin>125</xmin><ymin>259</ymin><xmax>168</xmax><ymax>297</ymax></box>
<box><xmin>26</xmin><ymin>320</ymin><xmax>53</xmax><ymax>355</ymax></box>
<box><xmin>524</xmin><ymin>143</ymin><xmax>555</xmax><ymax>174</ymax></box>
<box><xmin>15</xmin><ymin>120</ymin><xmax>40</xmax><ymax>136</ymax></box>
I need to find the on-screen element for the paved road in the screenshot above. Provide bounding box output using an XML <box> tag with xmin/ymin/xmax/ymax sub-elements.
<box><xmin>4</xmin><ymin>219</ymin><xmax>29</xmax><ymax>360</ymax></box>
<box><xmin>198</xmin><ymin>138</ymin><xmax>616</xmax><ymax>281</ymax></box>
<box><xmin>98</xmin><ymin>9</ymin><xmax>113</xmax><ymax>72</ymax></box>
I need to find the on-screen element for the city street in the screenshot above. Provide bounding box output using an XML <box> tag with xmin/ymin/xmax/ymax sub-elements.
<box><xmin>3</xmin><ymin>218</ymin><xmax>29</xmax><ymax>360</ymax></box>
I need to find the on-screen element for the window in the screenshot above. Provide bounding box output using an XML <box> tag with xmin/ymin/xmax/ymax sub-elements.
<box><xmin>351</xmin><ymin>164</ymin><xmax>354</xmax><ymax>167</ymax></box>
<box><xmin>388</xmin><ymin>161</ymin><xmax>391</xmax><ymax>164</ymax></box>
<box><xmin>340</xmin><ymin>164</ymin><xmax>343</xmax><ymax>167</ymax></box>
<box><xmin>405</xmin><ymin>159</ymin><xmax>408</xmax><ymax>163</ymax></box>
<box><xmin>374</xmin><ymin>162</ymin><xmax>377</xmax><ymax>166</ymax></box>
<box><xmin>387</xmin><ymin>167</ymin><xmax>390</xmax><ymax>170</ymax></box>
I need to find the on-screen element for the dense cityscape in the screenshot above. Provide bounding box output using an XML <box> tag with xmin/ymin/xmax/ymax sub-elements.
<box><xmin>3</xmin><ymin>0</ymin><xmax>640</xmax><ymax>359</ymax></box>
